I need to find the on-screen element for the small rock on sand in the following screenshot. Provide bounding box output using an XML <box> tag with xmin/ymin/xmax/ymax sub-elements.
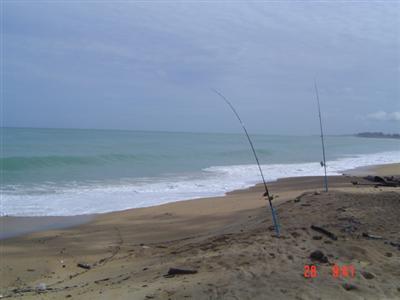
<box><xmin>290</xmin><ymin>232</ymin><xmax>301</xmax><ymax>238</ymax></box>
<box><xmin>361</xmin><ymin>271</ymin><xmax>375</xmax><ymax>280</ymax></box>
<box><xmin>310</xmin><ymin>250</ymin><xmax>328</xmax><ymax>263</ymax></box>
<box><xmin>342</xmin><ymin>283</ymin><xmax>358</xmax><ymax>291</ymax></box>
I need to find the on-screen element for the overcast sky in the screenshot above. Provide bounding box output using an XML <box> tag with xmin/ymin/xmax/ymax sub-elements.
<box><xmin>3</xmin><ymin>1</ymin><xmax>400</xmax><ymax>134</ymax></box>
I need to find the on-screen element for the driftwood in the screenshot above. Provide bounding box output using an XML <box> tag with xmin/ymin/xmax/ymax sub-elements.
<box><xmin>164</xmin><ymin>268</ymin><xmax>197</xmax><ymax>278</ymax></box>
<box><xmin>361</xmin><ymin>175</ymin><xmax>400</xmax><ymax>187</ymax></box>
<box><xmin>362</xmin><ymin>232</ymin><xmax>383</xmax><ymax>240</ymax></box>
<box><xmin>364</xmin><ymin>175</ymin><xmax>386</xmax><ymax>183</ymax></box>
<box><xmin>352</xmin><ymin>182</ymin><xmax>397</xmax><ymax>188</ymax></box>
<box><xmin>310</xmin><ymin>225</ymin><xmax>338</xmax><ymax>240</ymax></box>
<box><xmin>77</xmin><ymin>263</ymin><xmax>91</xmax><ymax>270</ymax></box>
<box><xmin>352</xmin><ymin>181</ymin><xmax>375</xmax><ymax>186</ymax></box>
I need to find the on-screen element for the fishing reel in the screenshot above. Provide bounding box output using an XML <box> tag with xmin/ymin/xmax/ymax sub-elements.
<box><xmin>263</xmin><ymin>191</ymin><xmax>274</xmax><ymax>201</ymax></box>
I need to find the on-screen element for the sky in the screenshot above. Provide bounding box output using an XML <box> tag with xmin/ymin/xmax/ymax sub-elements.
<box><xmin>2</xmin><ymin>1</ymin><xmax>400</xmax><ymax>135</ymax></box>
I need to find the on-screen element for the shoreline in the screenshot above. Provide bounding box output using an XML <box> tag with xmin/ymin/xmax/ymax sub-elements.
<box><xmin>2</xmin><ymin>149</ymin><xmax>399</xmax><ymax>217</ymax></box>
<box><xmin>1</xmin><ymin>163</ymin><xmax>399</xmax><ymax>299</ymax></box>
<box><xmin>1</xmin><ymin>162</ymin><xmax>398</xmax><ymax>240</ymax></box>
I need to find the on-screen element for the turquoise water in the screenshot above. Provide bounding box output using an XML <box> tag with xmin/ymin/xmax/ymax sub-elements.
<box><xmin>1</xmin><ymin>127</ymin><xmax>399</xmax><ymax>216</ymax></box>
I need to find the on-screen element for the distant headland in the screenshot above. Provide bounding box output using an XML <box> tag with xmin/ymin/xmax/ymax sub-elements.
<box><xmin>355</xmin><ymin>132</ymin><xmax>400</xmax><ymax>139</ymax></box>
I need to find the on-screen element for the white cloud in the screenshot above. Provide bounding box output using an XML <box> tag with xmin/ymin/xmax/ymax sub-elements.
<box><xmin>366</xmin><ymin>111</ymin><xmax>400</xmax><ymax>121</ymax></box>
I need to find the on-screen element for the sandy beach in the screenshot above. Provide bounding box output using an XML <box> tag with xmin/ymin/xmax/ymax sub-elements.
<box><xmin>1</xmin><ymin>164</ymin><xmax>399</xmax><ymax>299</ymax></box>
<box><xmin>4</xmin><ymin>1</ymin><xmax>400</xmax><ymax>299</ymax></box>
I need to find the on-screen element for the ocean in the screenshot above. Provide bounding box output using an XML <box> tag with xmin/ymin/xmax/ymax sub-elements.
<box><xmin>1</xmin><ymin>127</ymin><xmax>399</xmax><ymax>216</ymax></box>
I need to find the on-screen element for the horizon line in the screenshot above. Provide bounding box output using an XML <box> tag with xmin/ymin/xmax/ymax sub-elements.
<box><xmin>1</xmin><ymin>125</ymin><xmax>364</xmax><ymax>137</ymax></box>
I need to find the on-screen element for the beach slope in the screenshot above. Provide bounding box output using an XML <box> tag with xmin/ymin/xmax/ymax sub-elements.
<box><xmin>1</xmin><ymin>165</ymin><xmax>399</xmax><ymax>299</ymax></box>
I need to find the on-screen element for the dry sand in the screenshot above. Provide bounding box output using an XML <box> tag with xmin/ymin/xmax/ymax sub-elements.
<box><xmin>1</xmin><ymin>164</ymin><xmax>399</xmax><ymax>299</ymax></box>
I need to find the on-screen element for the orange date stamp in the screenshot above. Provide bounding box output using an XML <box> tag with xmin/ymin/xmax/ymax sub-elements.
<box><xmin>304</xmin><ymin>264</ymin><xmax>356</xmax><ymax>278</ymax></box>
<box><xmin>331</xmin><ymin>264</ymin><xmax>356</xmax><ymax>278</ymax></box>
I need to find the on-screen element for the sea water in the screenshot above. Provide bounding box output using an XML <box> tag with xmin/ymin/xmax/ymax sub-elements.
<box><xmin>1</xmin><ymin>127</ymin><xmax>399</xmax><ymax>216</ymax></box>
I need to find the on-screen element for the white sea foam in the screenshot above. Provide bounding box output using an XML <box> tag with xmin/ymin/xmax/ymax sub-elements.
<box><xmin>1</xmin><ymin>151</ymin><xmax>399</xmax><ymax>216</ymax></box>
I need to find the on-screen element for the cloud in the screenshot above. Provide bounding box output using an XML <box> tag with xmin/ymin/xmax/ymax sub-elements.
<box><xmin>3</xmin><ymin>1</ymin><xmax>400</xmax><ymax>134</ymax></box>
<box><xmin>366</xmin><ymin>111</ymin><xmax>400</xmax><ymax>121</ymax></box>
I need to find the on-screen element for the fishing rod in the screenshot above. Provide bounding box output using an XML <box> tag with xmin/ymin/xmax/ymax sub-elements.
<box><xmin>212</xmin><ymin>89</ymin><xmax>280</xmax><ymax>236</ymax></box>
<box><xmin>314</xmin><ymin>80</ymin><xmax>328</xmax><ymax>192</ymax></box>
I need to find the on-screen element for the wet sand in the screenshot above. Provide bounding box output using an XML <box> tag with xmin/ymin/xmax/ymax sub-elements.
<box><xmin>0</xmin><ymin>215</ymin><xmax>94</xmax><ymax>240</ymax></box>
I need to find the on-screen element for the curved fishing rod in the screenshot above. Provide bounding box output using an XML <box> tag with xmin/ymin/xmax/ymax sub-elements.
<box><xmin>314</xmin><ymin>80</ymin><xmax>328</xmax><ymax>192</ymax></box>
<box><xmin>212</xmin><ymin>88</ymin><xmax>280</xmax><ymax>236</ymax></box>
